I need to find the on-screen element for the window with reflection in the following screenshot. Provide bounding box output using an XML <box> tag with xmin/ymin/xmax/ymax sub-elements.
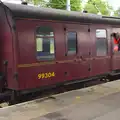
<box><xmin>96</xmin><ymin>29</ymin><xmax>107</xmax><ymax>56</ymax></box>
<box><xmin>67</xmin><ymin>32</ymin><xmax>77</xmax><ymax>54</ymax></box>
<box><xmin>36</xmin><ymin>26</ymin><xmax>55</xmax><ymax>60</ymax></box>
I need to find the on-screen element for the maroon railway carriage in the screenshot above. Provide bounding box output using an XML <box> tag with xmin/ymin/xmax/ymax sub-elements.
<box><xmin>0</xmin><ymin>2</ymin><xmax>120</xmax><ymax>101</ymax></box>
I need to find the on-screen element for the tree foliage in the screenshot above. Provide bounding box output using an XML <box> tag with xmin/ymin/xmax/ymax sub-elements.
<box><xmin>27</xmin><ymin>0</ymin><xmax>47</xmax><ymax>6</ymax></box>
<box><xmin>84</xmin><ymin>0</ymin><xmax>113</xmax><ymax>16</ymax></box>
<box><xmin>114</xmin><ymin>7</ymin><xmax>120</xmax><ymax>17</ymax></box>
<box><xmin>47</xmin><ymin>0</ymin><xmax>82</xmax><ymax>11</ymax></box>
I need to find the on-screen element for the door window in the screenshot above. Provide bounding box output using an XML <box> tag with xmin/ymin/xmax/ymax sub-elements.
<box><xmin>96</xmin><ymin>29</ymin><xmax>107</xmax><ymax>56</ymax></box>
<box><xmin>67</xmin><ymin>31</ymin><xmax>77</xmax><ymax>55</ymax></box>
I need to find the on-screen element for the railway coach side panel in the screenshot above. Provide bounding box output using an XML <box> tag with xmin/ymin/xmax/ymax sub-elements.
<box><xmin>16</xmin><ymin>19</ymin><xmax>93</xmax><ymax>90</ymax></box>
<box><xmin>16</xmin><ymin>19</ymin><xmax>113</xmax><ymax>91</ymax></box>
<box><xmin>16</xmin><ymin>20</ymin><xmax>69</xmax><ymax>90</ymax></box>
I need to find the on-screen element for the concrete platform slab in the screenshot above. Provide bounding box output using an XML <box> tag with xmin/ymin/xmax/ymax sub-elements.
<box><xmin>1</xmin><ymin>80</ymin><xmax>120</xmax><ymax>120</ymax></box>
<box><xmin>39</xmin><ymin>92</ymin><xmax>120</xmax><ymax>120</ymax></box>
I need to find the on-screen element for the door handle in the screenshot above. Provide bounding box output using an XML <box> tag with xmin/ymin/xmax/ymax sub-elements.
<box><xmin>74</xmin><ymin>59</ymin><xmax>77</xmax><ymax>62</ymax></box>
<box><xmin>80</xmin><ymin>56</ymin><xmax>86</xmax><ymax>61</ymax></box>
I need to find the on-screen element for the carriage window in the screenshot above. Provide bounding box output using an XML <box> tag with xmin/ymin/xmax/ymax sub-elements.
<box><xmin>36</xmin><ymin>26</ymin><xmax>55</xmax><ymax>60</ymax></box>
<box><xmin>67</xmin><ymin>32</ymin><xmax>77</xmax><ymax>54</ymax></box>
<box><xmin>96</xmin><ymin>29</ymin><xmax>107</xmax><ymax>56</ymax></box>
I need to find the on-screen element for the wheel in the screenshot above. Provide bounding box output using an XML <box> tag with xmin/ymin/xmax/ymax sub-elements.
<box><xmin>9</xmin><ymin>90</ymin><xmax>20</xmax><ymax>105</ymax></box>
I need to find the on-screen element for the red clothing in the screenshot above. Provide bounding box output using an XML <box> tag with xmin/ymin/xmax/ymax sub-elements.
<box><xmin>114</xmin><ymin>38</ymin><xmax>120</xmax><ymax>44</ymax></box>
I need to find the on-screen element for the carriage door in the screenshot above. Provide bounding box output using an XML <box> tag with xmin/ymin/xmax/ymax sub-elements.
<box><xmin>64</xmin><ymin>24</ymin><xmax>90</xmax><ymax>80</ymax></box>
<box><xmin>111</xmin><ymin>28</ymin><xmax>120</xmax><ymax>71</ymax></box>
<box><xmin>77</xmin><ymin>25</ymin><xmax>91</xmax><ymax>78</ymax></box>
<box><xmin>90</xmin><ymin>26</ymin><xmax>110</xmax><ymax>76</ymax></box>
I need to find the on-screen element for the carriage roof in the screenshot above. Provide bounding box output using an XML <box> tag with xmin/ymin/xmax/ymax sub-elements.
<box><xmin>2</xmin><ymin>2</ymin><xmax>120</xmax><ymax>25</ymax></box>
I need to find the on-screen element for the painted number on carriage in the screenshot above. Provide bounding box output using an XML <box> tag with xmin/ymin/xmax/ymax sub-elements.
<box><xmin>38</xmin><ymin>72</ymin><xmax>55</xmax><ymax>79</ymax></box>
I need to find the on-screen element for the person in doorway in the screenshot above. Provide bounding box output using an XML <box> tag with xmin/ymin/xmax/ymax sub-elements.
<box><xmin>111</xmin><ymin>32</ymin><xmax>120</xmax><ymax>51</ymax></box>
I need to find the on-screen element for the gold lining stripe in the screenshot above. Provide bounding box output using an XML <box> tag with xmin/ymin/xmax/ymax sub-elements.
<box><xmin>17</xmin><ymin>60</ymin><xmax>73</xmax><ymax>68</ymax></box>
<box><xmin>17</xmin><ymin>57</ymin><xmax>110</xmax><ymax>68</ymax></box>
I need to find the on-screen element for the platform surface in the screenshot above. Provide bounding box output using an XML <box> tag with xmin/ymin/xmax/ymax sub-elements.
<box><xmin>1</xmin><ymin>80</ymin><xmax>120</xmax><ymax>120</ymax></box>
